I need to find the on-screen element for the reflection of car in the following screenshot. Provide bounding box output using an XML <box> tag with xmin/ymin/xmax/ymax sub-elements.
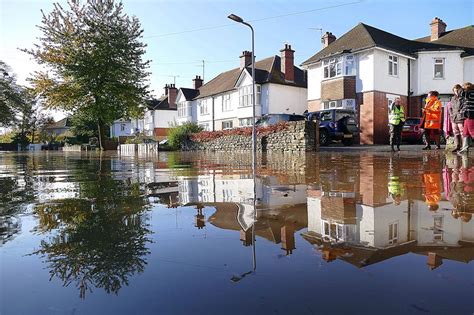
<box><xmin>256</xmin><ymin>114</ymin><xmax>305</xmax><ymax>127</ymax></box>
<box><xmin>307</xmin><ymin>109</ymin><xmax>359</xmax><ymax>146</ymax></box>
<box><xmin>402</xmin><ymin>117</ymin><xmax>446</xmax><ymax>144</ymax></box>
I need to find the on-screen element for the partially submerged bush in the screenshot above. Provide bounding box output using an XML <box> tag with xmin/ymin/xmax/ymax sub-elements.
<box><xmin>167</xmin><ymin>122</ymin><xmax>203</xmax><ymax>148</ymax></box>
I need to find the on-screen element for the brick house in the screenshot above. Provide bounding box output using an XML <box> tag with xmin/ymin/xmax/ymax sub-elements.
<box><xmin>302</xmin><ymin>18</ymin><xmax>474</xmax><ymax>144</ymax></box>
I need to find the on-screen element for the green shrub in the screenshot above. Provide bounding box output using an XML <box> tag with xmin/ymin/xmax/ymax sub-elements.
<box><xmin>167</xmin><ymin>122</ymin><xmax>203</xmax><ymax>149</ymax></box>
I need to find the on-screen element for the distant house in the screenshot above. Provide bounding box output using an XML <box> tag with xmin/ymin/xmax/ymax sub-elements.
<box><xmin>110</xmin><ymin>118</ymin><xmax>133</xmax><ymax>138</ymax></box>
<box><xmin>176</xmin><ymin>44</ymin><xmax>307</xmax><ymax>131</ymax></box>
<box><xmin>175</xmin><ymin>76</ymin><xmax>202</xmax><ymax>126</ymax></box>
<box><xmin>124</xmin><ymin>85</ymin><xmax>179</xmax><ymax>140</ymax></box>
<box><xmin>45</xmin><ymin>117</ymin><xmax>72</xmax><ymax>136</ymax></box>
<box><xmin>302</xmin><ymin>18</ymin><xmax>474</xmax><ymax>144</ymax></box>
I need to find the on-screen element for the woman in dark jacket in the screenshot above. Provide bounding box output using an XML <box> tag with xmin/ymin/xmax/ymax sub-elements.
<box><xmin>449</xmin><ymin>84</ymin><xmax>465</xmax><ymax>152</ymax></box>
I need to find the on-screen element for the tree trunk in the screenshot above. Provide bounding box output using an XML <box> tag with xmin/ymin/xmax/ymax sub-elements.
<box><xmin>97</xmin><ymin>120</ymin><xmax>103</xmax><ymax>150</ymax></box>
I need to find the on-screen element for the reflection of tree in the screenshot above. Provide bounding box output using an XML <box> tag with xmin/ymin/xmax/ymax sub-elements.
<box><xmin>31</xmin><ymin>159</ymin><xmax>152</xmax><ymax>299</ymax></box>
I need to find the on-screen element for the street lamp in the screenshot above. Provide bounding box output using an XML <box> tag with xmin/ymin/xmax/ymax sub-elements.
<box><xmin>228</xmin><ymin>13</ymin><xmax>257</xmax><ymax>271</ymax></box>
<box><xmin>227</xmin><ymin>13</ymin><xmax>256</xmax><ymax>170</ymax></box>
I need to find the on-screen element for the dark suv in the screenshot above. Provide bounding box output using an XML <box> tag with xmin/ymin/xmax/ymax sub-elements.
<box><xmin>307</xmin><ymin>109</ymin><xmax>359</xmax><ymax>146</ymax></box>
<box><xmin>256</xmin><ymin>114</ymin><xmax>306</xmax><ymax>127</ymax></box>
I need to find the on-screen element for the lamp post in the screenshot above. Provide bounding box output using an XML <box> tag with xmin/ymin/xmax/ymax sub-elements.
<box><xmin>228</xmin><ymin>13</ymin><xmax>257</xmax><ymax>271</ymax></box>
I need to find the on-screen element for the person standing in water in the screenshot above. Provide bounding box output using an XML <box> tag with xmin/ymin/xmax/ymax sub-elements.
<box><xmin>388</xmin><ymin>98</ymin><xmax>406</xmax><ymax>152</ymax></box>
<box><xmin>422</xmin><ymin>91</ymin><xmax>442</xmax><ymax>150</ymax></box>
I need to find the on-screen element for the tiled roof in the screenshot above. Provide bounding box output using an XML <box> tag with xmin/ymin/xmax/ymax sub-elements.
<box><xmin>147</xmin><ymin>96</ymin><xmax>177</xmax><ymax>111</ymax></box>
<box><xmin>180</xmin><ymin>88</ymin><xmax>200</xmax><ymax>101</ymax></box>
<box><xmin>46</xmin><ymin>117</ymin><xmax>71</xmax><ymax>129</ymax></box>
<box><xmin>196</xmin><ymin>55</ymin><xmax>307</xmax><ymax>99</ymax></box>
<box><xmin>416</xmin><ymin>25</ymin><xmax>474</xmax><ymax>48</ymax></box>
<box><xmin>302</xmin><ymin>23</ymin><xmax>474</xmax><ymax>66</ymax></box>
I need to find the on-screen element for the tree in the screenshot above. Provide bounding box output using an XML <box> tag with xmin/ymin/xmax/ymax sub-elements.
<box><xmin>0</xmin><ymin>61</ymin><xmax>22</xmax><ymax>127</ymax></box>
<box><xmin>25</xmin><ymin>0</ymin><xmax>150</xmax><ymax>149</ymax></box>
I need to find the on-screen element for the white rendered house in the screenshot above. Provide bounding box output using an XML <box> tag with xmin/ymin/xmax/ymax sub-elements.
<box><xmin>177</xmin><ymin>45</ymin><xmax>307</xmax><ymax>131</ymax></box>
<box><xmin>302</xmin><ymin>18</ymin><xmax>474</xmax><ymax>144</ymax></box>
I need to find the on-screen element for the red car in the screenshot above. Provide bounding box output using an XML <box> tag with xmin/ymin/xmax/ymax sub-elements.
<box><xmin>401</xmin><ymin>117</ymin><xmax>445</xmax><ymax>144</ymax></box>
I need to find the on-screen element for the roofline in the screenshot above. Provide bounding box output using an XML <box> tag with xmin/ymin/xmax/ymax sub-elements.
<box><xmin>415</xmin><ymin>49</ymin><xmax>465</xmax><ymax>54</ymax></box>
<box><xmin>374</xmin><ymin>47</ymin><xmax>417</xmax><ymax>60</ymax></box>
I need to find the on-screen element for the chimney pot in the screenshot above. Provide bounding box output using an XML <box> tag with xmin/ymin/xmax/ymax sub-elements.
<box><xmin>240</xmin><ymin>50</ymin><xmax>253</xmax><ymax>69</ymax></box>
<box><xmin>193</xmin><ymin>75</ymin><xmax>203</xmax><ymax>89</ymax></box>
<box><xmin>322</xmin><ymin>32</ymin><xmax>336</xmax><ymax>47</ymax></box>
<box><xmin>430</xmin><ymin>17</ymin><xmax>447</xmax><ymax>41</ymax></box>
<box><xmin>280</xmin><ymin>43</ymin><xmax>295</xmax><ymax>82</ymax></box>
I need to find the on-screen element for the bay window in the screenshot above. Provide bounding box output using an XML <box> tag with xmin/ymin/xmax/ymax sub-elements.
<box><xmin>239</xmin><ymin>85</ymin><xmax>261</xmax><ymax>107</ymax></box>
<box><xmin>323</xmin><ymin>57</ymin><xmax>343</xmax><ymax>79</ymax></box>
<box><xmin>178</xmin><ymin>102</ymin><xmax>188</xmax><ymax>117</ymax></box>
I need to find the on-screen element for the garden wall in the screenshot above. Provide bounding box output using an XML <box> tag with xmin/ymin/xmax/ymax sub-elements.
<box><xmin>184</xmin><ymin>121</ymin><xmax>318</xmax><ymax>152</ymax></box>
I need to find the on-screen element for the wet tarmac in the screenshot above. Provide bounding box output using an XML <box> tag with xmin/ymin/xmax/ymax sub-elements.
<box><xmin>0</xmin><ymin>151</ymin><xmax>473</xmax><ymax>314</ymax></box>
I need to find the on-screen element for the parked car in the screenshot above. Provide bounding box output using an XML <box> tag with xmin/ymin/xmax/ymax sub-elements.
<box><xmin>401</xmin><ymin>117</ymin><xmax>446</xmax><ymax>144</ymax></box>
<box><xmin>307</xmin><ymin>109</ymin><xmax>359</xmax><ymax>146</ymax></box>
<box><xmin>255</xmin><ymin>113</ymin><xmax>305</xmax><ymax>127</ymax></box>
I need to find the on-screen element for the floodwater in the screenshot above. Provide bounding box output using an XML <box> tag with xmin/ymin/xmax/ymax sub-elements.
<box><xmin>0</xmin><ymin>151</ymin><xmax>473</xmax><ymax>315</ymax></box>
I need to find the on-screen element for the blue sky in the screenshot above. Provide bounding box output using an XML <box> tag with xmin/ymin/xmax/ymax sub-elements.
<box><xmin>1</xmin><ymin>0</ymin><xmax>473</xmax><ymax>107</ymax></box>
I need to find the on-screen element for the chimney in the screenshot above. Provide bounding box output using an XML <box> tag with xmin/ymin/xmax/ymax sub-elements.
<box><xmin>164</xmin><ymin>84</ymin><xmax>169</xmax><ymax>95</ymax></box>
<box><xmin>322</xmin><ymin>32</ymin><xmax>336</xmax><ymax>48</ymax></box>
<box><xmin>193</xmin><ymin>75</ymin><xmax>203</xmax><ymax>89</ymax></box>
<box><xmin>240</xmin><ymin>50</ymin><xmax>252</xmax><ymax>69</ymax></box>
<box><xmin>430</xmin><ymin>17</ymin><xmax>446</xmax><ymax>41</ymax></box>
<box><xmin>168</xmin><ymin>83</ymin><xmax>177</xmax><ymax>109</ymax></box>
<box><xmin>280</xmin><ymin>44</ymin><xmax>295</xmax><ymax>82</ymax></box>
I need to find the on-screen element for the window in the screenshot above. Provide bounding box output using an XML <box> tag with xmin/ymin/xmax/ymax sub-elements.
<box><xmin>178</xmin><ymin>102</ymin><xmax>188</xmax><ymax>117</ymax></box>
<box><xmin>344</xmin><ymin>55</ymin><xmax>355</xmax><ymax>76</ymax></box>
<box><xmin>239</xmin><ymin>118</ymin><xmax>253</xmax><ymax>127</ymax></box>
<box><xmin>388</xmin><ymin>221</ymin><xmax>398</xmax><ymax>245</ymax></box>
<box><xmin>239</xmin><ymin>85</ymin><xmax>261</xmax><ymax>107</ymax></box>
<box><xmin>120</xmin><ymin>123</ymin><xmax>126</xmax><ymax>132</ymax></box>
<box><xmin>388</xmin><ymin>55</ymin><xmax>398</xmax><ymax>76</ymax></box>
<box><xmin>434</xmin><ymin>58</ymin><xmax>444</xmax><ymax>79</ymax></box>
<box><xmin>222</xmin><ymin>120</ymin><xmax>233</xmax><ymax>130</ymax></box>
<box><xmin>323</xmin><ymin>57</ymin><xmax>343</xmax><ymax>79</ymax></box>
<box><xmin>222</xmin><ymin>94</ymin><xmax>232</xmax><ymax>112</ymax></box>
<box><xmin>199</xmin><ymin>99</ymin><xmax>209</xmax><ymax>115</ymax></box>
<box><xmin>199</xmin><ymin>123</ymin><xmax>209</xmax><ymax>131</ymax></box>
<box><xmin>433</xmin><ymin>216</ymin><xmax>443</xmax><ymax>241</ymax></box>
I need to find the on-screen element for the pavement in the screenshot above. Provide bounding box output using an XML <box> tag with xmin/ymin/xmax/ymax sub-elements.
<box><xmin>319</xmin><ymin>144</ymin><xmax>474</xmax><ymax>155</ymax></box>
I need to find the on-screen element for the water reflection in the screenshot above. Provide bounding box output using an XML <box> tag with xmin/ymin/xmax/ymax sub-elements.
<box><xmin>0</xmin><ymin>151</ymin><xmax>473</xmax><ymax>311</ymax></box>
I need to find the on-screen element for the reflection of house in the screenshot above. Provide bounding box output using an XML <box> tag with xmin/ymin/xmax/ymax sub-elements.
<box><xmin>304</xmin><ymin>190</ymin><xmax>474</xmax><ymax>268</ymax></box>
<box><xmin>177</xmin><ymin>173</ymin><xmax>308</xmax><ymax>254</ymax></box>
<box><xmin>45</xmin><ymin>117</ymin><xmax>71</xmax><ymax>136</ymax></box>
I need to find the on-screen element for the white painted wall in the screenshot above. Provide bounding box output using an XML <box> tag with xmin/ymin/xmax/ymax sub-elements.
<box><xmin>110</xmin><ymin>120</ymin><xmax>133</xmax><ymax>137</ymax></box>
<box><xmin>413</xmin><ymin>50</ymin><xmax>464</xmax><ymax>95</ymax></box>
<box><xmin>196</xmin><ymin>97</ymin><xmax>213</xmax><ymax>128</ymax></box>
<box><xmin>463</xmin><ymin>57</ymin><xmax>474</xmax><ymax>83</ymax></box>
<box><xmin>307</xmin><ymin>197</ymin><xmax>322</xmax><ymax>235</ymax></box>
<box><xmin>356</xmin><ymin>50</ymin><xmax>375</xmax><ymax>93</ymax></box>
<box><xmin>267</xmin><ymin>83</ymin><xmax>307</xmax><ymax>115</ymax></box>
<box><xmin>153</xmin><ymin>109</ymin><xmax>177</xmax><ymax>128</ymax></box>
<box><xmin>307</xmin><ymin>63</ymin><xmax>322</xmax><ymax>101</ymax></box>
<box><xmin>373</xmin><ymin>48</ymin><xmax>409</xmax><ymax>96</ymax></box>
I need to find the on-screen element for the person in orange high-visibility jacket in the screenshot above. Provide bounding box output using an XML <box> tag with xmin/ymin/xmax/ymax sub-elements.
<box><xmin>422</xmin><ymin>91</ymin><xmax>442</xmax><ymax>150</ymax></box>
<box><xmin>423</xmin><ymin>173</ymin><xmax>441</xmax><ymax>211</ymax></box>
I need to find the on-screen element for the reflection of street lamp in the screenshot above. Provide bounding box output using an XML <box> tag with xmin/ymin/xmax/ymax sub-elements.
<box><xmin>228</xmin><ymin>13</ymin><xmax>257</xmax><ymax>171</ymax></box>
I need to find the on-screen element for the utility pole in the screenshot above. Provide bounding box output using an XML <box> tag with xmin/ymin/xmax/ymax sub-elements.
<box><xmin>196</xmin><ymin>60</ymin><xmax>205</xmax><ymax>81</ymax></box>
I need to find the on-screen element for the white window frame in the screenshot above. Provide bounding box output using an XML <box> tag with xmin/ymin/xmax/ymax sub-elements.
<box><xmin>388</xmin><ymin>221</ymin><xmax>398</xmax><ymax>245</ymax></box>
<box><xmin>239</xmin><ymin>118</ymin><xmax>253</xmax><ymax>127</ymax></box>
<box><xmin>199</xmin><ymin>99</ymin><xmax>209</xmax><ymax>115</ymax></box>
<box><xmin>239</xmin><ymin>85</ymin><xmax>261</xmax><ymax>108</ymax></box>
<box><xmin>120</xmin><ymin>123</ymin><xmax>126</xmax><ymax>132</ymax></box>
<box><xmin>433</xmin><ymin>58</ymin><xmax>445</xmax><ymax>79</ymax></box>
<box><xmin>433</xmin><ymin>216</ymin><xmax>444</xmax><ymax>241</ymax></box>
<box><xmin>323</xmin><ymin>57</ymin><xmax>343</xmax><ymax>79</ymax></box>
<box><xmin>222</xmin><ymin>120</ymin><xmax>233</xmax><ymax>130</ymax></box>
<box><xmin>344</xmin><ymin>55</ymin><xmax>355</xmax><ymax>76</ymax></box>
<box><xmin>178</xmin><ymin>102</ymin><xmax>188</xmax><ymax>117</ymax></box>
<box><xmin>198</xmin><ymin>123</ymin><xmax>209</xmax><ymax>131</ymax></box>
<box><xmin>222</xmin><ymin>94</ymin><xmax>232</xmax><ymax>112</ymax></box>
<box><xmin>388</xmin><ymin>55</ymin><xmax>398</xmax><ymax>77</ymax></box>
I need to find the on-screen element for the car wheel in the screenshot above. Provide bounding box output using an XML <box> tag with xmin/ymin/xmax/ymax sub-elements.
<box><xmin>320</xmin><ymin>129</ymin><xmax>330</xmax><ymax>146</ymax></box>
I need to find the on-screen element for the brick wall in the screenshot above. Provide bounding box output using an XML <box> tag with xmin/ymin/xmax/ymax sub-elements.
<box><xmin>358</xmin><ymin>91</ymin><xmax>407</xmax><ymax>144</ymax></box>
<box><xmin>308</xmin><ymin>99</ymin><xmax>322</xmax><ymax>112</ymax></box>
<box><xmin>321</xmin><ymin>197</ymin><xmax>356</xmax><ymax>224</ymax></box>
<box><xmin>409</xmin><ymin>96</ymin><xmax>423</xmax><ymax>117</ymax></box>
<box><xmin>321</xmin><ymin>76</ymin><xmax>356</xmax><ymax>101</ymax></box>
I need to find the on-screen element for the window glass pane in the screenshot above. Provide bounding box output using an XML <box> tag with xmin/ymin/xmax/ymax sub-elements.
<box><xmin>394</xmin><ymin>63</ymin><xmax>398</xmax><ymax>76</ymax></box>
<box><xmin>324</xmin><ymin>66</ymin><xmax>329</xmax><ymax>78</ymax></box>
<box><xmin>389</xmin><ymin>62</ymin><xmax>393</xmax><ymax>75</ymax></box>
